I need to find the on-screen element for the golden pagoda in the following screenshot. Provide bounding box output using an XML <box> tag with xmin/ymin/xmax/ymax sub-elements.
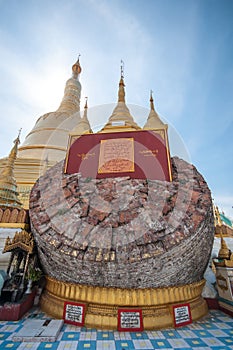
<box><xmin>0</xmin><ymin>131</ymin><xmax>22</xmax><ymax>209</ymax></box>
<box><xmin>214</xmin><ymin>205</ymin><xmax>233</xmax><ymax>237</ymax></box>
<box><xmin>0</xmin><ymin>132</ymin><xmax>29</xmax><ymax>270</ymax></box>
<box><xmin>0</xmin><ymin>58</ymin><xmax>83</xmax><ymax>208</ymax></box>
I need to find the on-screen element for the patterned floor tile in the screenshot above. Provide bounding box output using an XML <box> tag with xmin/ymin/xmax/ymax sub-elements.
<box><xmin>130</xmin><ymin>332</ymin><xmax>148</xmax><ymax>339</ymax></box>
<box><xmin>114</xmin><ymin>340</ymin><xmax>134</xmax><ymax>349</ymax></box>
<box><xmin>0</xmin><ymin>332</ymin><xmax>12</xmax><ymax>340</ymax></box>
<box><xmin>37</xmin><ymin>343</ymin><xmax>60</xmax><ymax>350</ymax></box>
<box><xmin>0</xmin><ymin>325</ymin><xmax>21</xmax><ymax>332</ymax></box>
<box><xmin>79</xmin><ymin>332</ymin><xmax>97</xmax><ymax>341</ymax></box>
<box><xmin>18</xmin><ymin>343</ymin><xmax>40</xmax><ymax>350</ymax></box>
<box><xmin>96</xmin><ymin>340</ymin><xmax>116</xmax><ymax>349</ymax></box>
<box><xmin>132</xmin><ymin>339</ymin><xmax>154</xmax><ymax>349</ymax></box>
<box><xmin>113</xmin><ymin>332</ymin><xmax>131</xmax><ymax>340</ymax></box>
<box><xmin>207</xmin><ymin>328</ymin><xmax>230</xmax><ymax>337</ymax></box>
<box><xmin>217</xmin><ymin>337</ymin><xmax>233</xmax><ymax>346</ymax></box>
<box><xmin>0</xmin><ymin>341</ymin><xmax>22</xmax><ymax>349</ymax></box>
<box><xmin>162</xmin><ymin>330</ymin><xmax>182</xmax><ymax>339</ymax></box>
<box><xmin>201</xmin><ymin>337</ymin><xmax>226</xmax><ymax>347</ymax></box>
<box><xmin>185</xmin><ymin>337</ymin><xmax>211</xmax><ymax>347</ymax></box>
<box><xmin>77</xmin><ymin>341</ymin><xmax>96</xmax><ymax>350</ymax></box>
<box><xmin>61</xmin><ymin>332</ymin><xmax>80</xmax><ymax>341</ymax></box>
<box><xmin>177</xmin><ymin>329</ymin><xmax>198</xmax><ymax>338</ymax></box>
<box><xmin>57</xmin><ymin>341</ymin><xmax>79</xmax><ymax>350</ymax></box>
<box><xmin>214</xmin><ymin>322</ymin><xmax>233</xmax><ymax>329</ymax></box>
<box><xmin>63</xmin><ymin>325</ymin><xmax>82</xmax><ymax>332</ymax></box>
<box><xmin>146</xmin><ymin>330</ymin><xmax>165</xmax><ymax>339</ymax></box>
<box><xmin>151</xmin><ymin>338</ymin><xmax>172</xmax><ymax>348</ymax></box>
<box><xmin>167</xmin><ymin>338</ymin><xmax>190</xmax><ymax>348</ymax></box>
<box><xmin>96</xmin><ymin>332</ymin><xmax>114</xmax><ymax>340</ymax></box>
<box><xmin>223</xmin><ymin>328</ymin><xmax>233</xmax><ymax>336</ymax></box>
<box><xmin>199</xmin><ymin>323</ymin><xmax>219</xmax><ymax>330</ymax></box>
<box><xmin>191</xmin><ymin>329</ymin><xmax>212</xmax><ymax>337</ymax></box>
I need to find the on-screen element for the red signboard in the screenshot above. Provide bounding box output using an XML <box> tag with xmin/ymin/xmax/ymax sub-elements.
<box><xmin>63</xmin><ymin>302</ymin><xmax>86</xmax><ymax>326</ymax></box>
<box><xmin>172</xmin><ymin>303</ymin><xmax>192</xmax><ymax>327</ymax></box>
<box><xmin>65</xmin><ymin>130</ymin><xmax>172</xmax><ymax>181</ymax></box>
<box><xmin>118</xmin><ymin>308</ymin><xmax>143</xmax><ymax>332</ymax></box>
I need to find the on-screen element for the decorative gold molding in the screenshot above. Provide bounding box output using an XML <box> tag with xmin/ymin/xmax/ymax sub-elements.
<box><xmin>40</xmin><ymin>277</ymin><xmax>207</xmax><ymax>330</ymax></box>
<box><xmin>45</xmin><ymin>276</ymin><xmax>205</xmax><ymax>306</ymax></box>
<box><xmin>0</xmin><ymin>223</ymin><xmax>29</xmax><ymax>229</ymax></box>
<box><xmin>3</xmin><ymin>230</ymin><xmax>34</xmax><ymax>254</ymax></box>
<box><xmin>25</xmin><ymin>127</ymin><xmax>72</xmax><ymax>137</ymax></box>
<box><xmin>19</xmin><ymin>145</ymin><xmax>67</xmax><ymax>152</ymax></box>
<box><xmin>216</xmin><ymin>274</ymin><xmax>228</xmax><ymax>291</ymax></box>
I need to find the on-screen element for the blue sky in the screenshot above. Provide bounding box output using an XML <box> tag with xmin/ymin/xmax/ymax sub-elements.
<box><xmin>0</xmin><ymin>0</ymin><xmax>232</xmax><ymax>218</ymax></box>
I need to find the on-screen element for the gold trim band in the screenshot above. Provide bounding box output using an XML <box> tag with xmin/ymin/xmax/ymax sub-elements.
<box><xmin>41</xmin><ymin>276</ymin><xmax>208</xmax><ymax>330</ymax></box>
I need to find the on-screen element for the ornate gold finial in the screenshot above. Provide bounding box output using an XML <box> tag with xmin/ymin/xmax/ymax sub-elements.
<box><xmin>214</xmin><ymin>205</ymin><xmax>222</xmax><ymax>226</ymax></box>
<box><xmin>118</xmin><ymin>60</ymin><xmax>125</xmax><ymax>103</ymax></box>
<box><xmin>72</xmin><ymin>54</ymin><xmax>82</xmax><ymax>78</ymax></box>
<box><xmin>218</xmin><ymin>233</ymin><xmax>231</xmax><ymax>259</ymax></box>
<box><xmin>120</xmin><ymin>60</ymin><xmax>124</xmax><ymax>79</ymax></box>
<box><xmin>84</xmin><ymin>97</ymin><xmax>88</xmax><ymax>109</ymax></box>
<box><xmin>150</xmin><ymin>90</ymin><xmax>155</xmax><ymax>111</ymax></box>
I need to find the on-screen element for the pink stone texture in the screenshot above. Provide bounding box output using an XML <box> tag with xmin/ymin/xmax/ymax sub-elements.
<box><xmin>29</xmin><ymin>157</ymin><xmax>215</xmax><ymax>289</ymax></box>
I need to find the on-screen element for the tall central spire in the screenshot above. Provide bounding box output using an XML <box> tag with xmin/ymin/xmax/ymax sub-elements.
<box><xmin>118</xmin><ymin>60</ymin><xmax>125</xmax><ymax>103</ymax></box>
<box><xmin>100</xmin><ymin>61</ymin><xmax>140</xmax><ymax>132</ymax></box>
<box><xmin>58</xmin><ymin>56</ymin><xmax>82</xmax><ymax>112</ymax></box>
<box><xmin>18</xmin><ymin>57</ymin><xmax>82</xmax><ymax>162</ymax></box>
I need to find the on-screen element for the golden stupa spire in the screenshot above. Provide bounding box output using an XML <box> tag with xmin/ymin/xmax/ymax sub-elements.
<box><xmin>0</xmin><ymin>130</ymin><xmax>22</xmax><ymax>209</ymax></box>
<box><xmin>57</xmin><ymin>55</ymin><xmax>82</xmax><ymax>112</ymax></box>
<box><xmin>70</xmin><ymin>97</ymin><xmax>92</xmax><ymax>137</ymax></box>
<box><xmin>84</xmin><ymin>96</ymin><xmax>88</xmax><ymax>109</ymax></box>
<box><xmin>218</xmin><ymin>232</ymin><xmax>231</xmax><ymax>259</ymax></box>
<box><xmin>143</xmin><ymin>91</ymin><xmax>166</xmax><ymax>130</ymax></box>
<box><xmin>18</xmin><ymin>57</ymin><xmax>82</xmax><ymax>163</ymax></box>
<box><xmin>81</xmin><ymin>97</ymin><xmax>92</xmax><ymax>133</ymax></box>
<box><xmin>150</xmin><ymin>90</ymin><xmax>155</xmax><ymax>110</ymax></box>
<box><xmin>100</xmin><ymin>61</ymin><xmax>140</xmax><ymax>132</ymax></box>
<box><xmin>118</xmin><ymin>60</ymin><xmax>125</xmax><ymax>103</ymax></box>
<box><xmin>214</xmin><ymin>205</ymin><xmax>222</xmax><ymax>226</ymax></box>
<box><xmin>72</xmin><ymin>54</ymin><xmax>82</xmax><ymax>79</ymax></box>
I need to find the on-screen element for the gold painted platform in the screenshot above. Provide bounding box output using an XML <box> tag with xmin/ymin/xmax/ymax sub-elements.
<box><xmin>40</xmin><ymin>276</ymin><xmax>208</xmax><ymax>330</ymax></box>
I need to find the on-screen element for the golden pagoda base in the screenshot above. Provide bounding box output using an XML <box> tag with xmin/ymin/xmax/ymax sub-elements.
<box><xmin>40</xmin><ymin>276</ymin><xmax>208</xmax><ymax>330</ymax></box>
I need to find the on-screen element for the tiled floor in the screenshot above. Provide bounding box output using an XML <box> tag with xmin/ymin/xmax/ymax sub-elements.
<box><xmin>0</xmin><ymin>308</ymin><xmax>233</xmax><ymax>349</ymax></box>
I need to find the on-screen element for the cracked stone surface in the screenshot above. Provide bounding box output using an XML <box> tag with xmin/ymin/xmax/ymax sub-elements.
<box><xmin>29</xmin><ymin>156</ymin><xmax>215</xmax><ymax>289</ymax></box>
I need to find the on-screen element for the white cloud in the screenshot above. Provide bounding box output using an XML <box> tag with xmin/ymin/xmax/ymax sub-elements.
<box><xmin>214</xmin><ymin>195</ymin><xmax>233</xmax><ymax>220</ymax></box>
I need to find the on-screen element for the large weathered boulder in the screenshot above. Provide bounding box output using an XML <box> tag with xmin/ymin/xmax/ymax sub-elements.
<box><xmin>29</xmin><ymin>156</ymin><xmax>214</xmax><ymax>289</ymax></box>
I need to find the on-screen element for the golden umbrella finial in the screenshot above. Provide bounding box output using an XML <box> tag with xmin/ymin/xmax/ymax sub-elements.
<box><xmin>72</xmin><ymin>54</ymin><xmax>82</xmax><ymax>78</ymax></box>
<box><xmin>118</xmin><ymin>60</ymin><xmax>125</xmax><ymax>103</ymax></box>
<box><xmin>150</xmin><ymin>90</ymin><xmax>155</xmax><ymax>111</ymax></box>
<box><xmin>120</xmin><ymin>59</ymin><xmax>124</xmax><ymax>79</ymax></box>
<box><xmin>218</xmin><ymin>232</ymin><xmax>230</xmax><ymax>259</ymax></box>
<box><xmin>84</xmin><ymin>96</ymin><xmax>88</xmax><ymax>109</ymax></box>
